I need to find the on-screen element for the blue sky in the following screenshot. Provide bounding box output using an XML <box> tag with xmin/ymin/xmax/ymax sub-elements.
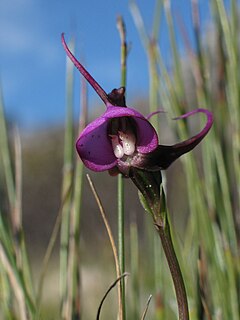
<box><xmin>0</xmin><ymin>0</ymin><xmax>212</xmax><ymax>130</ymax></box>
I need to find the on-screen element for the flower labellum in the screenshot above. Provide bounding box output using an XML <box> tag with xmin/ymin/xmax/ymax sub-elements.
<box><xmin>61</xmin><ymin>33</ymin><xmax>213</xmax><ymax>177</ymax></box>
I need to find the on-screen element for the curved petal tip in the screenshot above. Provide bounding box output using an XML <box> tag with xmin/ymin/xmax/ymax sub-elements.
<box><xmin>132</xmin><ymin>108</ymin><xmax>213</xmax><ymax>171</ymax></box>
<box><xmin>160</xmin><ymin>108</ymin><xmax>213</xmax><ymax>168</ymax></box>
<box><xmin>61</xmin><ymin>33</ymin><xmax>109</xmax><ymax>105</ymax></box>
<box><xmin>173</xmin><ymin>108</ymin><xmax>213</xmax><ymax>137</ymax></box>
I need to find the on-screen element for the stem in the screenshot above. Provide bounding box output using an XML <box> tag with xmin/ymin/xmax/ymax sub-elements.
<box><xmin>60</xmin><ymin>39</ymin><xmax>74</xmax><ymax>311</ymax></box>
<box><xmin>118</xmin><ymin>175</ymin><xmax>125</xmax><ymax>319</ymax></box>
<box><xmin>117</xmin><ymin>16</ymin><xmax>127</xmax><ymax>320</ymax></box>
<box><xmin>131</xmin><ymin>170</ymin><xmax>189</xmax><ymax>319</ymax></box>
<box><xmin>155</xmin><ymin>217</ymin><xmax>189</xmax><ymax>320</ymax></box>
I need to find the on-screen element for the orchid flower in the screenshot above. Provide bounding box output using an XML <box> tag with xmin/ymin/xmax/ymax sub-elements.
<box><xmin>62</xmin><ymin>33</ymin><xmax>213</xmax><ymax>320</ymax></box>
<box><xmin>61</xmin><ymin>34</ymin><xmax>213</xmax><ymax>178</ymax></box>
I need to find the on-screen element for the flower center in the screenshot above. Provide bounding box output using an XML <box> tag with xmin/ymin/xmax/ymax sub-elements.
<box><xmin>108</xmin><ymin>118</ymin><xmax>137</xmax><ymax>159</ymax></box>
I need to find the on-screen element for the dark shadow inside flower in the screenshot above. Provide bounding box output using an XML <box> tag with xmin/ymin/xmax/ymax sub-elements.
<box><xmin>76</xmin><ymin>105</ymin><xmax>159</xmax><ymax>173</ymax></box>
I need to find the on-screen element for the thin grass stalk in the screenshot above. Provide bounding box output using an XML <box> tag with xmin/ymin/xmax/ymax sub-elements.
<box><xmin>0</xmin><ymin>214</ymin><xmax>14</xmax><ymax>262</ymax></box>
<box><xmin>190</xmin><ymin>3</ymin><xmax>212</xmax><ymax>225</ymax></box>
<box><xmin>0</xmin><ymin>94</ymin><xmax>15</xmax><ymax>318</ymax></box>
<box><xmin>0</xmin><ymin>88</ymin><xmax>15</xmax><ymax>211</ymax></box>
<box><xmin>163</xmin><ymin>0</ymin><xmax>184</xmax><ymax>102</ymax></box>
<box><xmin>129</xmin><ymin>0</ymin><xmax>161</xmax><ymax>129</ymax></box>
<box><xmin>148</xmin><ymin>24</ymin><xmax>161</xmax><ymax>131</ymax></box>
<box><xmin>154</xmin><ymin>5</ymin><xmax>211</xmax><ymax>301</ymax></box>
<box><xmin>129</xmin><ymin>0</ymin><xmax>157</xmax><ymax>127</ymax></box>
<box><xmin>63</xmin><ymin>71</ymin><xmax>87</xmax><ymax>319</ymax></box>
<box><xmin>208</xmin><ymin>0</ymin><xmax>238</xmax><ymax>252</ymax></box>
<box><xmin>225</xmin><ymin>248</ymin><xmax>239</xmax><ymax>320</ymax></box>
<box><xmin>157</xmin><ymin>20</ymin><xmax>201</xmax><ymax>251</ymax></box>
<box><xmin>148</xmin><ymin>13</ymin><xmax>167</xmax><ymax>319</ymax></box>
<box><xmin>152</xmin><ymin>0</ymin><xmax>162</xmax><ymax>41</ymax></box>
<box><xmin>71</xmin><ymin>75</ymin><xmax>88</xmax><ymax>317</ymax></box>
<box><xmin>129</xmin><ymin>0</ymin><xmax>149</xmax><ymax>49</ymax></box>
<box><xmin>213</xmin><ymin>0</ymin><xmax>240</xmax><ymax>218</ymax></box>
<box><xmin>202</xmin><ymin>17</ymin><xmax>240</xmax><ymax>315</ymax></box>
<box><xmin>117</xmin><ymin>133</ymin><xmax>125</xmax><ymax>320</ymax></box>
<box><xmin>130</xmin><ymin>0</ymin><xmax>161</xmax><ymax>130</ymax></box>
<box><xmin>0</xmin><ymin>273</ymin><xmax>12</xmax><ymax>318</ymax></box>
<box><xmin>129</xmin><ymin>221</ymin><xmax>140</xmax><ymax>319</ymax></box>
<box><xmin>140</xmin><ymin>295</ymin><xmax>153</xmax><ymax>320</ymax></box>
<box><xmin>0</xmin><ymin>92</ymin><xmax>35</xmax><ymax>309</ymax></box>
<box><xmin>12</xmin><ymin>128</ymin><xmax>35</xmax><ymax>302</ymax></box>
<box><xmin>13</xmin><ymin>128</ymin><xmax>22</xmax><ymax>244</ymax></box>
<box><xmin>154</xmin><ymin>16</ymin><xmax>220</xmax><ymax>298</ymax></box>
<box><xmin>60</xmin><ymin>38</ymin><xmax>75</xmax><ymax>313</ymax></box>
<box><xmin>133</xmin><ymin>3</ymin><xmax>224</xmax><ymax>316</ymax></box>
<box><xmin>36</xmin><ymin>188</ymin><xmax>71</xmax><ymax>311</ymax></box>
<box><xmin>96</xmin><ymin>273</ymin><xmax>129</xmax><ymax>320</ymax></box>
<box><xmin>117</xmin><ymin>16</ymin><xmax>127</xmax><ymax>320</ymax></box>
<box><xmin>197</xmin><ymin>248</ymin><xmax>212</xmax><ymax>320</ymax></box>
<box><xmin>0</xmin><ymin>212</ymin><xmax>14</xmax><ymax>318</ymax></box>
<box><xmin>0</xmin><ymin>242</ymin><xmax>27</xmax><ymax>320</ymax></box>
<box><xmin>190</xmin><ymin>2</ymin><xmax>226</xmax><ymax>287</ymax></box>
<box><xmin>148</xmin><ymin>42</ymin><xmax>160</xmax><ymax>131</ymax></box>
<box><xmin>158</xmin><ymin>20</ymin><xmax>223</xmax><ymax>302</ymax></box>
<box><xmin>12</xmin><ymin>128</ymin><xmax>23</xmax><ymax>270</ymax></box>
<box><xmin>86</xmin><ymin>174</ymin><xmax>122</xmax><ymax>319</ymax></box>
<box><xmin>86</xmin><ymin>174</ymin><xmax>121</xmax><ymax>278</ymax></box>
<box><xmin>63</xmin><ymin>200</ymin><xmax>75</xmax><ymax>319</ymax></box>
<box><xmin>0</xmin><ymin>239</ymin><xmax>36</xmax><ymax>317</ymax></box>
<box><xmin>155</xmin><ymin>47</ymin><xmax>179</xmax><ymax>115</ymax></box>
<box><xmin>131</xmin><ymin>1</ymin><xmax>239</xmax><ymax>318</ymax></box>
<box><xmin>211</xmin><ymin>226</ymin><xmax>234</xmax><ymax>319</ymax></box>
<box><xmin>191</xmin><ymin>0</ymin><xmax>209</xmax><ymax>105</ymax></box>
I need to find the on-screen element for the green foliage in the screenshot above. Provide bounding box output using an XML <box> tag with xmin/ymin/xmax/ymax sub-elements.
<box><xmin>0</xmin><ymin>0</ymin><xmax>239</xmax><ymax>319</ymax></box>
<box><xmin>130</xmin><ymin>0</ymin><xmax>240</xmax><ymax>319</ymax></box>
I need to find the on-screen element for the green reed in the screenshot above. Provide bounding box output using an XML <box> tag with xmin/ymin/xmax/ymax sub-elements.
<box><xmin>130</xmin><ymin>0</ymin><xmax>239</xmax><ymax>319</ymax></box>
<box><xmin>0</xmin><ymin>1</ymin><xmax>239</xmax><ymax>319</ymax></box>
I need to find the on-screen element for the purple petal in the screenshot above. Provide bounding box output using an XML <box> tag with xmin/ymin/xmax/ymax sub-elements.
<box><xmin>105</xmin><ymin>105</ymin><xmax>158</xmax><ymax>153</ymax></box>
<box><xmin>76</xmin><ymin>116</ymin><xmax>117</xmax><ymax>172</ymax></box>
<box><xmin>146</xmin><ymin>110</ymin><xmax>166</xmax><ymax>120</ymax></box>
<box><xmin>61</xmin><ymin>33</ymin><xmax>109</xmax><ymax>105</ymax></box>
<box><xmin>76</xmin><ymin>104</ymin><xmax>159</xmax><ymax>171</ymax></box>
<box><xmin>132</xmin><ymin>108</ymin><xmax>213</xmax><ymax>170</ymax></box>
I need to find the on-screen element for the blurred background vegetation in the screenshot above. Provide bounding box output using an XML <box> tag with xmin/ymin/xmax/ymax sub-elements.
<box><xmin>0</xmin><ymin>0</ymin><xmax>240</xmax><ymax>319</ymax></box>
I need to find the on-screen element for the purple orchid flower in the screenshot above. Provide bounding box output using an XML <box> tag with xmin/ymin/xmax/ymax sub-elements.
<box><xmin>62</xmin><ymin>34</ymin><xmax>213</xmax><ymax>178</ymax></box>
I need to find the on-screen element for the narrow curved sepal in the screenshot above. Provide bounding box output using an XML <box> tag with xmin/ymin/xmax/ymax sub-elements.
<box><xmin>132</xmin><ymin>109</ymin><xmax>213</xmax><ymax>170</ymax></box>
<box><xmin>61</xmin><ymin>33</ymin><xmax>109</xmax><ymax>105</ymax></box>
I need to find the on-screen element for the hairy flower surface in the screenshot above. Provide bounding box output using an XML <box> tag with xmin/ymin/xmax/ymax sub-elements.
<box><xmin>62</xmin><ymin>34</ymin><xmax>213</xmax><ymax>177</ymax></box>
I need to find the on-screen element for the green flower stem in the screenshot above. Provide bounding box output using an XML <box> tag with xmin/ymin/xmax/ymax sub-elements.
<box><xmin>117</xmin><ymin>16</ymin><xmax>127</xmax><ymax>320</ymax></box>
<box><xmin>131</xmin><ymin>169</ymin><xmax>189</xmax><ymax>320</ymax></box>
<box><xmin>155</xmin><ymin>217</ymin><xmax>189</xmax><ymax>320</ymax></box>
<box><xmin>118</xmin><ymin>174</ymin><xmax>125</xmax><ymax>319</ymax></box>
<box><xmin>156</xmin><ymin>190</ymin><xmax>189</xmax><ymax>320</ymax></box>
<box><xmin>60</xmin><ymin>38</ymin><xmax>74</xmax><ymax>309</ymax></box>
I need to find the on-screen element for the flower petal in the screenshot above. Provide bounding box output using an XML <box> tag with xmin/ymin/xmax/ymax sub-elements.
<box><xmin>76</xmin><ymin>116</ymin><xmax>117</xmax><ymax>171</ymax></box>
<box><xmin>105</xmin><ymin>105</ymin><xmax>158</xmax><ymax>153</ymax></box>
<box><xmin>131</xmin><ymin>108</ymin><xmax>213</xmax><ymax>170</ymax></box>
<box><xmin>62</xmin><ymin>33</ymin><xmax>109</xmax><ymax>105</ymax></box>
<box><xmin>146</xmin><ymin>110</ymin><xmax>166</xmax><ymax>120</ymax></box>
